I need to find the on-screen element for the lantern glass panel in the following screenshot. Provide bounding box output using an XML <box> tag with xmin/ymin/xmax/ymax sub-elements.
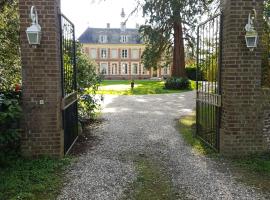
<box><xmin>27</xmin><ymin>32</ymin><xmax>38</xmax><ymax>44</ymax></box>
<box><xmin>245</xmin><ymin>35</ymin><xmax>258</xmax><ymax>48</ymax></box>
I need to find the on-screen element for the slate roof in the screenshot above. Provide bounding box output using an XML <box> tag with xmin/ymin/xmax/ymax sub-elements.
<box><xmin>78</xmin><ymin>28</ymin><xmax>143</xmax><ymax>44</ymax></box>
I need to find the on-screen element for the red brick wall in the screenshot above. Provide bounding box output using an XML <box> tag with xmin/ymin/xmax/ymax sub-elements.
<box><xmin>19</xmin><ymin>0</ymin><xmax>63</xmax><ymax>157</ymax></box>
<box><xmin>220</xmin><ymin>0</ymin><xmax>268</xmax><ymax>155</ymax></box>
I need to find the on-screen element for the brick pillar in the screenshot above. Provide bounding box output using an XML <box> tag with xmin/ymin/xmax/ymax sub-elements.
<box><xmin>19</xmin><ymin>0</ymin><xmax>63</xmax><ymax>157</ymax></box>
<box><xmin>220</xmin><ymin>0</ymin><xmax>268</xmax><ymax>155</ymax></box>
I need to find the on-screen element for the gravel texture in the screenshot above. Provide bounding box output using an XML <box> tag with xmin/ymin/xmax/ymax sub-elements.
<box><xmin>58</xmin><ymin>91</ymin><xmax>270</xmax><ymax>200</ymax></box>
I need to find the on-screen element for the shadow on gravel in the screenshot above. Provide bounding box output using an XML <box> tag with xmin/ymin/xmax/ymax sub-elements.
<box><xmin>69</xmin><ymin>118</ymin><xmax>105</xmax><ymax>156</ymax></box>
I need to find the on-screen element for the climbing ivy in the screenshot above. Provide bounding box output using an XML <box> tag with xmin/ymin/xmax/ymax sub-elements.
<box><xmin>0</xmin><ymin>0</ymin><xmax>21</xmax><ymax>91</ymax></box>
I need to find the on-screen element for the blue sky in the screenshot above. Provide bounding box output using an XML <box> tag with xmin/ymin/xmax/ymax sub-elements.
<box><xmin>61</xmin><ymin>0</ymin><xmax>145</xmax><ymax>38</ymax></box>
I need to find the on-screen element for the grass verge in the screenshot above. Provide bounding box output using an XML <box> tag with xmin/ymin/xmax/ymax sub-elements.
<box><xmin>0</xmin><ymin>156</ymin><xmax>72</xmax><ymax>200</ymax></box>
<box><xmin>178</xmin><ymin>113</ymin><xmax>214</xmax><ymax>155</ymax></box>
<box><xmin>96</xmin><ymin>80</ymin><xmax>195</xmax><ymax>95</ymax></box>
<box><xmin>179</xmin><ymin>113</ymin><xmax>270</xmax><ymax>192</ymax></box>
<box><xmin>231</xmin><ymin>153</ymin><xmax>270</xmax><ymax>174</ymax></box>
<box><xmin>123</xmin><ymin>156</ymin><xmax>181</xmax><ymax>200</ymax></box>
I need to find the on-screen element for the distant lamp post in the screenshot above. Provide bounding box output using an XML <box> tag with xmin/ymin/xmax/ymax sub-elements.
<box><xmin>245</xmin><ymin>9</ymin><xmax>258</xmax><ymax>51</ymax></box>
<box><xmin>26</xmin><ymin>6</ymin><xmax>41</xmax><ymax>46</ymax></box>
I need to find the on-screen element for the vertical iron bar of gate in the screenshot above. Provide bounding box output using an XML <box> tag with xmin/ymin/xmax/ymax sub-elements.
<box><xmin>59</xmin><ymin>15</ymin><xmax>64</xmax><ymax>97</ymax></box>
<box><xmin>72</xmin><ymin>19</ymin><xmax>79</xmax><ymax>153</ymax></box>
<box><xmin>59</xmin><ymin>14</ymin><xmax>78</xmax><ymax>154</ymax></box>
<box><xmin>72</xmin><ymin>23</ymin><xmax>77</xmax><ymax>92</ymax></box>
<box><xmin>196</xmin><ymin>25</ymin><xmax>199</xmax><ymax>138</ymax></box>
<box><xmin>196</xmin><ymin>13</ymin><xmax>222</xmax><ymax>151</ymax></box>
<box><xmin>216</xmin><ymin>13</ymin><xmax>223</xmax><ymax>151</ymax></box>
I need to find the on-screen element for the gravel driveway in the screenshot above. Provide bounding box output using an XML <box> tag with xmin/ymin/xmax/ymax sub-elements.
<box><xmin>58</xmin><ymin>91</ymin><xmax>269</xmax><ymax>200</ymax></box>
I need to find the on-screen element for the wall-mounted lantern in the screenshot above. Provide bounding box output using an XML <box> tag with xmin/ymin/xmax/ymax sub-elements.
<box><xmin>245</xmin><ymin>9</ymin><xmax>258</xmax><ymax>51</ymax></box>
<box><xmin>26</xmin><ymin>6</ymin><xmax>41</xmax><ymax>46</ymax></box>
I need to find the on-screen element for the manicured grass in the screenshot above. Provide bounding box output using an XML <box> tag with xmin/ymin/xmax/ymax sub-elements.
<box><xmin>96</xmin><ymin>80</ymin><xmax>195</xmax><ymax>95</ymax></box>
<box><xmin>0</xmin><ymin>156</ymin><xmax>72</xmax><ymax>200</ymax></box>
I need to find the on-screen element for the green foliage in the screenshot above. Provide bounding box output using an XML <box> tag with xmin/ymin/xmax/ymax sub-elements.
<box><xmin>164</xmin><ymin>77</ymin><xmax>191</xmax><ymax>90</ymax></box>
<box><xmin>139</xmin><ymin>25</ymin><xmax>172</xmax><ymax>70</ymax></box>
<box><xmin>185</xmin><ymin>67</ymin><xmax>205</xmax><ymax>81</ymax></box>
<box><xmin>185</xmin><ymin>67</ymin><xmax>197</xmax><ymax>81</ymax></box>
<box><xmin>0</xmin><ymin>0</ymin><xmax>21</xmax><ymax>91</ymax></box>
<box><xmin>140</xmin><ymin>0</ymin><xmax>213</xmax><ymax>76</ymax></box>
<box><xmin>76</xmin><ymin>44</ymin><xmax>102</xmax><ymax>121</ymax></box>
<box><xmin>232</xmin><ymin>153</ymin><xmax>270</xmax><ymax>174</ymax></box>
<box><xmin>0</xmin><ymin>156</ymin><xmax>72</xmax><ymax>200</ymax></box>
<box><xmin>202</xmin><ymin>54</ymin><xmax>218</xmax><ymax>82</ymax></box>
<box><xmin>262</xmin><ymin>1</ymin><xmax>270</xmax><ymax>87</ymax></box>
<box><xmin>0</xmin><ymin>91</ymin><xmax>21</xmax><ymax>161</ymax></box>
<box><xmin>78</xmin><ymin>91</ymin><xmax>101</xmax><ymax>121</ymax></box>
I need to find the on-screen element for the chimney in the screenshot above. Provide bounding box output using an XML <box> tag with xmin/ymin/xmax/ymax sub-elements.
<box><xmin>121</xmin><ymin>22</ymin><xmax>126</xmax><ymax>32</ymax></box>
<box><xmin>121</xmin><ymin>8</ymin><xmax>126</xmax><ymax>18</ymax></box>
<box><xmin>107</xmin><ymin>23</ymin><xmax>110</xmax><ymax>29</ymax></box>
<box><xmin>136</xmin><ymin>23</ymin><xmax>140</xmax><ymax>29</ymax></box>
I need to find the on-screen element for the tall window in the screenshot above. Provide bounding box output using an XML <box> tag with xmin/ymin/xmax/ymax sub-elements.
<box><xmin>111</xmin><ymin>49</ymin><xmax>118</xmax><ymax>59</ymax></box>
<box><xmin>111</xmin><ymin>63</ymin><xmax>118</xmax><ymax>75</ymax></box>
<box><xmin>121</xmin><ymin>49</ymin><xmax>128</xmax><ymax>58</ymax></box>
<box><xmin>142</xmin><ymin>65</ymin><xmax>148</xmax><ymax>75</ymax></box>
<box><xmin>99</xmin><ymin>35</ymin><xmax>107</xmax><ymax>43</ymax></box>
<box><xmin>100</xmin><ymin>63</ymin><xmax>108</xmax><ymax>74</ymax></box>
<box><xmin>100</xmin><ymin>49</ymin><xmax>107</xmax><ymax>59</ymax></box>
<box><xmin>90</xmin><ymin>48</ymin><xmax>97</xmax><ymax>59</ymax></box>
<box><xmin>120</xmin><ymin>35</ymin><xmax>128</xmax><ymax>43</ymax></box>
<box><xmin>163</xmin><ymin>67</ymin><xmax>168</xmax><ymax>75</ymax></box>
<box><xmin>131</xmin><ymin>49</ymin><xmax>139</xmax><ymax>59</ymax></box>
<box><xmin>121</xmin><ymin>63</ymin><xmax>128</xmax><ymax>74</ymax></box>
<box><xmin>132</xmin><ymin>63</ymin><xmax>138</xmax><ymax>75</ymax></box>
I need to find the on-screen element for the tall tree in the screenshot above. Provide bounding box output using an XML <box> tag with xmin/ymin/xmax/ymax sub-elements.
<box><xmin>140</xmin><ymin>0</ymin><xmax>212</xmax><ymax>77</ymax></box>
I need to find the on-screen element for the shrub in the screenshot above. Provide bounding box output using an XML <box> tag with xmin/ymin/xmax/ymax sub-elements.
<box><xmin>0</xmin><ymin>90</ymin><xmax>22</xmax><ymax>164</ymax></box>
<box><xmin>76</xmin><ymin>43</ymin><xmax>102</xmax><ymax>123</ymax></box>
<box><xmin>78</xmin><ymin>91</ymin><xmax>101</xmax><ymax>122</ymax></box>
<box><xmin>185</xmin><ymin>67</ymin><xmax>204</xmax><ymax>81</ymax></box>
<box><xmin>164</xmin><ymin>77</ymin><xmax>191</xmax><ymax>90</ymax></box>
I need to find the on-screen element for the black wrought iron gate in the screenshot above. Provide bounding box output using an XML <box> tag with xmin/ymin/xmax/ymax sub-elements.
<box><xmin>60</xmin><ymin>14</ymin><xmax>78</xmax><ymax>154</ymax></box>
<box><xmin>196</xmin><ymin>14</ymin><xmax>222</xmax><ymax>151</ymax></box>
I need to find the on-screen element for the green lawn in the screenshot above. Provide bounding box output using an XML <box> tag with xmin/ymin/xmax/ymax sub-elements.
<box><xmin>0</xmin><ymin>156</ymin><xmax>71</xmax><ymax>200</ymax></box>
<box><xmin>96</xmin><ymin>80</ymin><xmax>195</xmax><ymax>95</ymax></box>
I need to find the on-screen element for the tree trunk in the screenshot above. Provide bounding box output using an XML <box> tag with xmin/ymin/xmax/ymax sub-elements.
<box><xmin>172</xmin><ymin>20</ymin><xmax>186</xmax><ymax>77</ymax></box>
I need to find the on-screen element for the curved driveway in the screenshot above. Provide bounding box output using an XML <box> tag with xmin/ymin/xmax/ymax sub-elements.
<box><xmin>58</xmin><ymin>91</ymin><xmax>269</xmax><ymax>200</ymax></box>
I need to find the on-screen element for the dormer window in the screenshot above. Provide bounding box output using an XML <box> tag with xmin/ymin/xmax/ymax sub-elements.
<box><xmin>99</xmin><ymin>35</ymin><xmax>107</xmax><ymax>43</ymax></box>
<box><xmin>120</xmin><ymin>35</ymin><xmax>128</xmax><ymax>43</ymax></box>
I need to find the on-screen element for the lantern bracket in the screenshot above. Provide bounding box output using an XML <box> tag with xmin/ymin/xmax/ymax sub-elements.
<box><xmin>245</xmin><ymin>9</ymin><xmax>258</xmax><ymax>51</ymax></box>
<box><xmin>26</xmin><ymin>6</ymin><xmax>42</xmax><ymax>46</ymax></box>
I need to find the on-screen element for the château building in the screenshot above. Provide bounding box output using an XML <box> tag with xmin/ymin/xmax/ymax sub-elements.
<box><xmin>78</xmin><ymin>8</ymin><xmax>170</xmax><ymax>80</ymax></box>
